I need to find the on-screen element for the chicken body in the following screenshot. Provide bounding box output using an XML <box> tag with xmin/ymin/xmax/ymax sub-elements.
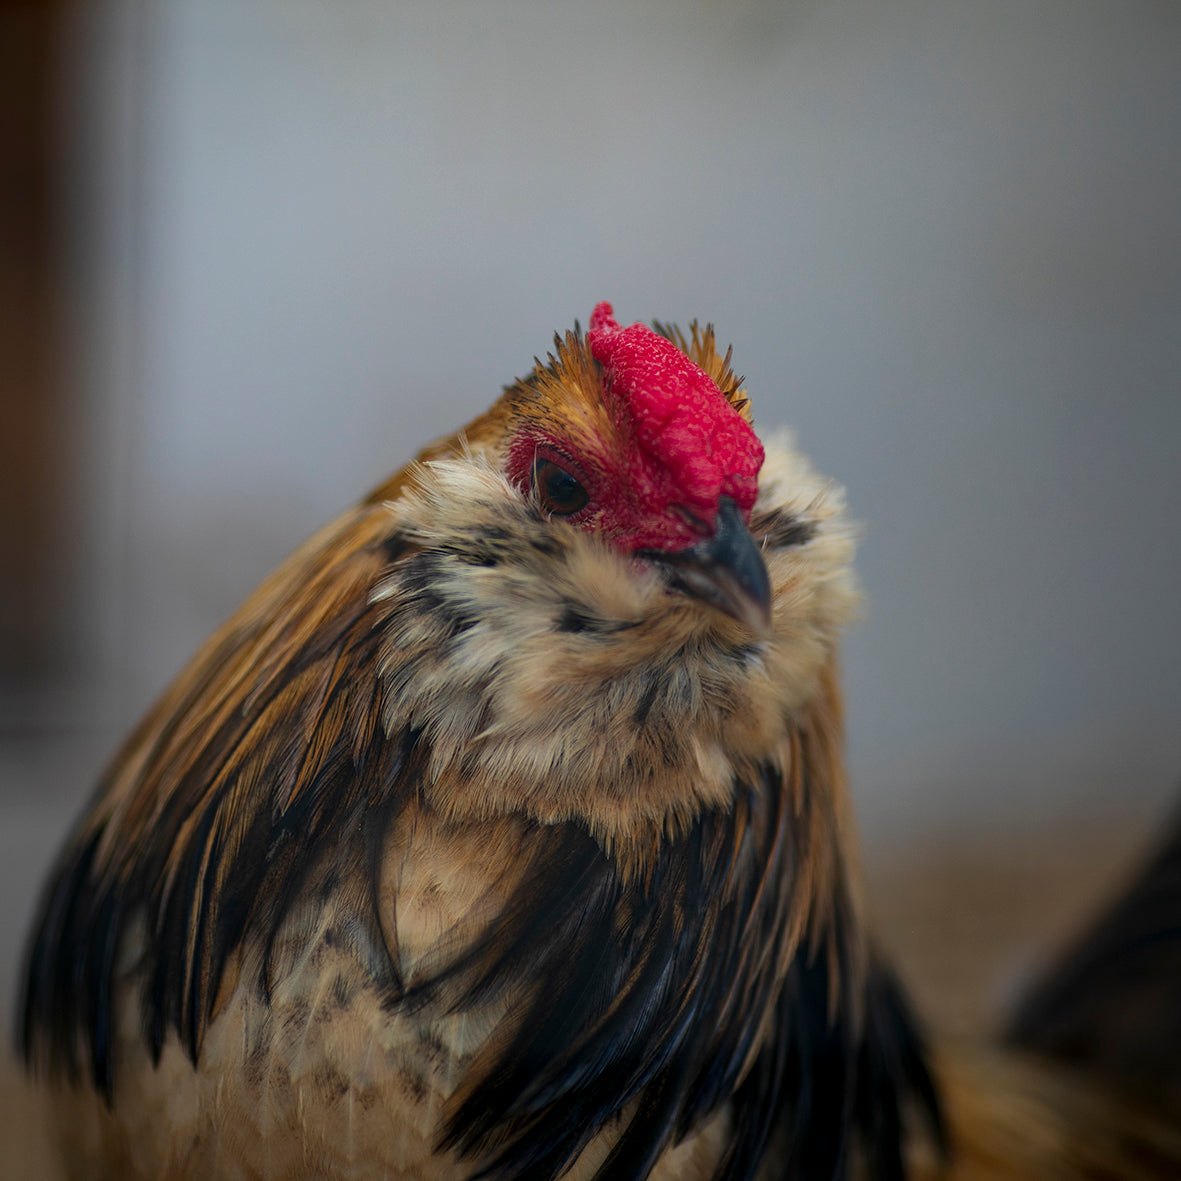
<box><xmin>19</xmin><ymin>306</ymin><xmax>1181</xmax><ymax>1179</ymax></box>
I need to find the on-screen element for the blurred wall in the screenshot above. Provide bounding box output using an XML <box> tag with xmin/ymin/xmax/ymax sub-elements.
<box><xmin>10</xmin><ymin>0</ymin><xmax>1181</xmax><ymax>842</ymax></box>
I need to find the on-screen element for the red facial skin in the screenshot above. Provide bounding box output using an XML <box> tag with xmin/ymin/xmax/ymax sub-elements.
<box><xmin>506</xmin><ymin>303</ymin><xmax>765</xmax><ymax>555</ymax></box>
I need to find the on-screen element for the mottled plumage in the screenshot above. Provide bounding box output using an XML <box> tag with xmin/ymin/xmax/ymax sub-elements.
<box><xmin>18</xmin><ymin>307</ymin><xmax>1181</xmax><ymax>1179</ymax></box>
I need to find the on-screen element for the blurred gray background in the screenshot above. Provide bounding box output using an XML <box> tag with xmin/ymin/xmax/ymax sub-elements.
<box><xmin>2</xmin><ymin>0</ymin><xmax>1180</xmax><ymax>1063</ymax></box>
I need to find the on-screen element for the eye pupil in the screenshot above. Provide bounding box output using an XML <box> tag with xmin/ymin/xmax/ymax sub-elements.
<box><xmin>534</xmin><ymin>459</ymin><xmax>589</xmax><ymax>516</ymax></box>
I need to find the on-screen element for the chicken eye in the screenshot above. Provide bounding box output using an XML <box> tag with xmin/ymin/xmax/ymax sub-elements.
<box><xmin>533</xmin><ymin>458</ymin><xmax>589</xmax><ymax>517</ymax></box>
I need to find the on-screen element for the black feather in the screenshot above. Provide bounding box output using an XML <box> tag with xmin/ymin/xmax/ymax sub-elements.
<box><xmin>431</xmin><ymin>768</ymin><xmax>941</xmax><ymax>1181</ymax></box>
<box><xmin>1007</xmin><ymin>796</ymin><xmax>1181</xmax><ymax>1099</ymax></box>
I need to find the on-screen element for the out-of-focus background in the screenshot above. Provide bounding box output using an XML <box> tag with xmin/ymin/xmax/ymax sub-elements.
<box><xmin>2</xmin><ymin>1</ymin><xmax>1179</xmax><ymax>1174</ymax></box>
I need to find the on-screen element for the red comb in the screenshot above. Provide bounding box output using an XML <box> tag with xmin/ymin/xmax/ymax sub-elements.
<box><xmin>586</xmin><ymin>302</ymin><xmax>763</xmax><ymax>526</ymax></box>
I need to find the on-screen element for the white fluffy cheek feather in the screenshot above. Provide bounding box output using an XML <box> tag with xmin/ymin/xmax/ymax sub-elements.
<box><xmin>757</xmin><ymin>432</ymin><xmax>861</xmax><ymax>711</ymax></box>
<box><xmin>378</xmin><ymin>454</ymin><xmax>668</xmax><ymax>634</ymax></box>
<box><xmin>369</xmin><ymin>441</ymin><xmax>858</xmax><ymax>837</ymax></box>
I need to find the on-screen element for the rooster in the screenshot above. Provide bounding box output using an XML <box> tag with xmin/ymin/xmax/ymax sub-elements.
<box><xmin>19</xmin><ymin>303</ymin><xmax>1181</xmax><ymax>1179</ymax></box>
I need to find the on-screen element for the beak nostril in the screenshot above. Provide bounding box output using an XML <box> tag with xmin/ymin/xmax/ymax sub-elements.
<box><xmin>635</xmin><ymin>497</ymin><xmax>772</xmax><ymax>635</ymax></box>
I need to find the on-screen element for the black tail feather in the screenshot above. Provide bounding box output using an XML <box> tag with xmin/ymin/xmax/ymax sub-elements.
<box><xmin>1007</xmin><ymin>795</ymin><xmax>1181</xmax><ymax>1104</ymax></box>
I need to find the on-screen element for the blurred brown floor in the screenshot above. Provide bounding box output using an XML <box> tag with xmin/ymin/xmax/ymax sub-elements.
<box><xmin>1</xmin><ymin>807</ymin><xmax>1161</xmax><ymax>1181</ymax></box>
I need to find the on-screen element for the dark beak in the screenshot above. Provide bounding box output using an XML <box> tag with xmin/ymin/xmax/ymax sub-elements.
<box><xmin>638</xmin><ymin>496</ymin><xmax>773</xmax><ymax>634</ymax></box>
